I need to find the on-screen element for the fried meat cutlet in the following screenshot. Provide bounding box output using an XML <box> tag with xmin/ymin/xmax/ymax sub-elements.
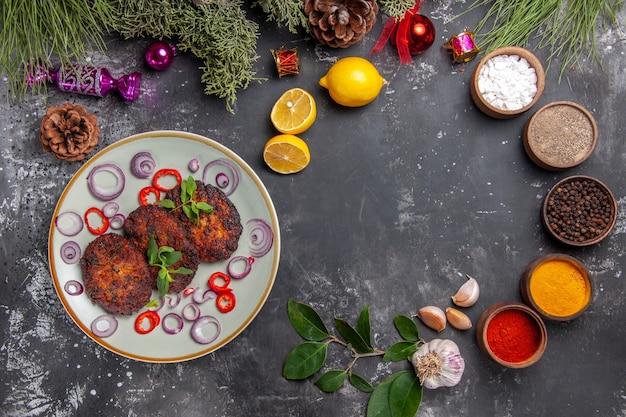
<box><xmin>123</xmin><ymin>204</ymin><xmax>199</xmax><ymax>293</ymax></box>
<box><xmin>166</xmin><ymin>180</ymin><xmax>242</xmax><ymax>263</ymax></box>
<box><xmin>80</xmin><ymin>233</ymin><xmax>153</xmax><ymax>315</ymax></box>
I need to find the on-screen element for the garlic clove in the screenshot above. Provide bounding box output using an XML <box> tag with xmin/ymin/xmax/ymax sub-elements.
<box><xmin>451</xmin><ymin>274</ymin><xmax>480</xmax><ymax>307</ymax></box>
<box><xmin>416</xmin><ymin>306</ymin><xmax>446</xmax><ymax>332</ymax></box>
<box><xmin>445</xmin><ymin>307</ymin><xmax>472</xmax><ymax>330</ymax></box>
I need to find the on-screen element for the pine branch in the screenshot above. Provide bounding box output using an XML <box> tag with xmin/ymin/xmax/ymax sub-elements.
<box><xmin>0</xmin><ymin>0</ymin><xmax>113</xmax><ymax>100</ymax></box>
<box><xmin>108</xmin><ymin>0</ymin><xmax>264</xmax><ymax>113</ymax></box>
<box><xmin>253</xmin><ymin>0</ymin><xmax>309</xmax><ymax>34</ymax></box>
<box><xmin>378</xmin><ymin>0</ymin><xmax>416</xmax><ymax>19</ymax></box>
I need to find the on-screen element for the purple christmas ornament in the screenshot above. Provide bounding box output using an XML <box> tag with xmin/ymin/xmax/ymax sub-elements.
<box><xmin>27</xmin><ymin>63</ymin><xmax>142</xmax><ymax>101</ymax></box>
<box><xmin>145</xmin><ymin>41</ymin><xmax>177</xmax><ymax>71</ymax></box>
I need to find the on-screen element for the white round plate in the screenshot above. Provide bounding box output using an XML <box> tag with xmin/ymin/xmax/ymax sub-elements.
<box><xmin>48</xmin><ymin>131</ymin><xmax>280</xmax><ymax>362</ymax></box>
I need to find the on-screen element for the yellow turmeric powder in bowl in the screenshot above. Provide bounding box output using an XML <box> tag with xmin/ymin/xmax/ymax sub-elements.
<box><xmin>520</xmin><ymin>254</ymin><xmax>592</xmax><ymax>321</ymax></box>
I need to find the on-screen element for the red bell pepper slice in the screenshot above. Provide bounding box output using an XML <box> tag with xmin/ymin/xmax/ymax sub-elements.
<box><xmin>139</xmin><ymin>186</ymin><xmax>161</xmax><ymax>206</ymax></box>
<box><xmin>208</xmin><ymin>271</ymin><xmax>231</xmax><ymax>294</ymax></box>
<box><xmin>216</xmin><ymin>291</ymin><xmax>236</xmax><ymax>313</ymax></box>
<box><xmin>152</xmin><ymin>168</ymin><xmax>182</xmax><ymax>192</ymax></box>
<box><xmin>84</xmin><ymin>207</ymin><xmax>110</xmax><ymax>235</ymax></box>
<box><xmin>134</xmin><ymin>310</ymin><xmax>161</xmax><ymax>334</ymax></box>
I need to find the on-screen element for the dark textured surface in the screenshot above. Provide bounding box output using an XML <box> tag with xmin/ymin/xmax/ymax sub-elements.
<box><xmin>1</xmin><ymin>2</ymin><xmax>625</xmax><ymax>416</ymax></box>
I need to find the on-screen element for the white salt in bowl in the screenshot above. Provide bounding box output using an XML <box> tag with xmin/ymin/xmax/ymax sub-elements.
<box><xmin>470</xmin><ymin>46</ymin><xmax>545</xmax><ymax>119</ymax></box>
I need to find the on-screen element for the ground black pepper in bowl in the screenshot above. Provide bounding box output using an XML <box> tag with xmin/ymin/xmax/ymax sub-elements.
<box><xmin>542</xmin><ymin>176</ymin><xmax>618</xmax><ymax>246</ymax></box>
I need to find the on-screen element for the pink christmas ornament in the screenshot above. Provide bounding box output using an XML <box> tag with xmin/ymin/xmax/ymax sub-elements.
<box><xmin>145</xmin><ymin>41</ymin><xmax>178</xmax><ymax>71</ymax></box>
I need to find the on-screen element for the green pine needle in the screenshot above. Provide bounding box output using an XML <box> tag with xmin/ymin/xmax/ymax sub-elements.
<box><xmin>0</xmin><ymin>0</ymin><xmax>113</xmax><ymax>100</ymax></box>
<box><xmin>378</xmin><ymin>0</ymin><xmax>417</xmax><ymax>19</ymax></box>
<box><xmin>253</xmin><ymin>0</ymin><xmax>309</xmax><ymax>34</ymax></box>
<box><xmin>458</xmin><ymin>0</ymin><xmax>624</xmax><ymax>79</ymax></box>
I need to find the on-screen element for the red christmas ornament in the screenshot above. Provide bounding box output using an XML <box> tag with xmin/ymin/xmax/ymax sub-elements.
<box><xmin>407</xmin><ymin>14</ymin><xmax>435</xmax><ymax>55</ymax></box>
<box><xmin>370</xmin><ymin>0</ymin><xmax>435</xmax><ymax>64</ymax></box>
<box><xmin>145</xmin><ymin>41</ymin><xmax>177</xmax><ymax>71</ymax></box>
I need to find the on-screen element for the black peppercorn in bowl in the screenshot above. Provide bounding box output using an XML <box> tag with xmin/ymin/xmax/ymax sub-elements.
<box><xmin>542</xmin><ymin>175</ymin><xmax>618</xmax><ymax>246</ymax></box>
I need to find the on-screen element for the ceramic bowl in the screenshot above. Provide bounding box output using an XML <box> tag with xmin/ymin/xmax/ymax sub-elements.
<box><xmin>470</xmin><ymin>46</ymin><xmax>545</xmax><ymax>119</ymax></box>
<box><xmin>476</xmin><ymin>301</ymin><xmax>547</xmax><ymax>368</ymax></box>
<box><xmin>542</xmin><ymin>175</ymin><xmax>617</xmax><ymax>246</ymax></box>
<box><xmin>520</xmin><ymin>254</ymin><xmax>592</xmax><ymax>321</ymax></box>
<box><xmin>524</xmin><ymin>101</ymin><xmax>598</xmax><ymax>170</ymax></box>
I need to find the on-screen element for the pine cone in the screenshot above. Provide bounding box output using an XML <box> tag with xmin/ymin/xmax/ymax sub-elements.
<box><xmin>40</xmin><ymin>103</ymin><xmax>100</xmax><ymax>162</ymax></box>
<box><xmin>304</xmin><ymin>0</ymin><xmax>379</xmax><ymax>48</ymax></box>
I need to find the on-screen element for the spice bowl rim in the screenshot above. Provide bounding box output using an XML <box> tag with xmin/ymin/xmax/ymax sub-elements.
<box><xmin>476</xmin><ymin>301</ymin><xmax>548</xmax><ymax>368</ymax></box>
<box><xmin>470</xmin><ymin>46</ymin><xmax>546</xmax><ymax>119</ymax></box>
<box><xmin>520</xmin><ymin>253</ymin><xmax>592</xmax><ymax>321</ymax></box>
<box><xmin>541</xmin><ymin>175</ymin><xmax>618</xmax><ymax>247</ymax></box>
<box><xmin>523</xmin><ymin>101</ymin><xmax>598</xmax><ymax>170</ymax></box>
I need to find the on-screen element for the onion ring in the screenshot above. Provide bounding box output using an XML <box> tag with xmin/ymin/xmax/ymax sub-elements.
<box><xmin>64</xmin><ymin>280</ymin><xmax>84</xmax><ymax>296</ymax></box>
<box><xmin>246</xmin><ymin>218</ymin><xmax>274</xmax><ymax>258</ymax></box>
<box><xmin>87</xmin><ymin>163</ymin><xmax>126</xmax><ymax>201</ymax></box>
<box><xmin>55</xmin><ymin>211</ymin><xmax>84</xmax><ymax>236</ymax></box>
<box><xmin>227</xmin><ymin>256</ymin><xmax>254</xmax><ymax>279</ymax></box>
<box><xmin>215</xmin><ymin>172</ymin><xmax>229</xmax><ymax>188</ymax></box>
<box><xmin>91</xmin><ymin>314</ymin><xmax>118</xmax><ymax>338</ymax></box>
<box><xmin>130</xmin><ymin>152</ymin><xmax>156</xmax><ymax>179</ymax></box>
<box><xmin>182</xmin><ymin>303</ymin><xmax>201</xmax><ymax>321</ymax></box>
<box><xmin>190</xmin><ymin>316</ymin><xmax>221</xmax><ymax>345</ymax></box>
<box><xmin>165</xmin><ymin>293</ymin><xmax>182</xmax><ymax>308</ymax></box>
<box><xmin>202</xmin><ymin>159</ymin><xmax>239</xmax><ymax>196</ymax></box>
<box><xmin>108</xmin><ymin>213</ymin><xmax>126</xmax><ymax>230</ymax></box>
<box><xmin>193</xmin><ymin>289</ymin><xmax>217</xmax><ymax>304</ymax></box>
<box><xmin>162</xmin><ymin>313</ymin><xmax>184</xmax><ymax>334</ymax></box>
<box><xmin>188</xmin><ymin>158</ymin><xmax>200</xmax><ymax>173</ymax></box>
<box><xmin>102</xmin><ymin>201</ymin><xmax>120</xmax><ymax>218</ymax></box>
<box><xmin>60</xmin><ymin>241</ymin><xmax>82</xmax><ymax>264</ymax></box>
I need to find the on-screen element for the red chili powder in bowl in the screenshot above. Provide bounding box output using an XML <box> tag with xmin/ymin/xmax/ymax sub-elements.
<box><xmin>486</xmin><ymin>309</ymin><xmax>541</xmax><ymax>363</ymax></box>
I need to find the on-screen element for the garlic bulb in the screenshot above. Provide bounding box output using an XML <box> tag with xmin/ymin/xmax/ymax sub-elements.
<box><xmin>451</xmin><ymin>274</ymin><xmax>480</xmax><ymax>307</ymax></box>
<box><xmin>411</xmin><ymin>339</ymin><xmax>465</xmax><ymax>389</ymax></box>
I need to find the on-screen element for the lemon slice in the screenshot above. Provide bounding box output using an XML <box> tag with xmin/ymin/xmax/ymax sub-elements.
<box><xmin>263</xmin><ymin>134</ymin><xmax>310</xmax><ymax>174</ymax></box>
<box><xmin>270</xmin><ymin>88</ymin><xmax>317</xmax><ymax>134</ymax></box>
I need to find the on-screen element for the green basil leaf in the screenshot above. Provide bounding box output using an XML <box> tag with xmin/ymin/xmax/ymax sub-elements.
<box><xmin>180</xmin><ymin>176</ymin><xmax>195</xmax><ymax>204</ymax></box>
<box><xmin>287</xmin><ymin>299</ymin><xmax>330</xmax><ymax>341</ymax></box>
<box><xmin>157</xmin><ymin>199</ymin><xmax>176</xmax><ymax>209</ymax></box>
<box><xmin>314</xmin><ymin>370</ymin><xmax>347</xmax><ymax>393</ymax></box>
<box><xmin>158</xmin><ymin>245</ymin><xmax>175</xmax><ymax>254</ymax></box>
<box><xmin>147</xmin><ymin>236</ymin><xmax>159</xmax><ymax>265</ymax></box>
<box><xmin>170</xmin><ymin>267</ymin><xmax>193</xmax><ymax>275</ymax></box>
<box><xmin>349</xmin><ymin>372</ymin><xmax>374</xmax><ymax>393</ymax></box>
<box><xmin>185</xmin><ymin>176</ymin><xmax>197</xmax><ymax>195</ymax></box>
<box><xmin>366</xmin><ymin>372</ymin><xmax>404</xmax><ymax>417</ymax></box>
<box><xmin>163</xmin><ymin>250</ymin><xmax>182</xmax><ymax>267</ymax></box>
<box><xmin>356</xmin><ymin>305</ymin><xmax>372</xmax><ymax>348</ymax></box>
<box><xmin>282</xmin><ymin>341</ymin><xmax>328</xmax><ymax>380</ymax></box>
<box><xmin>394</xmin><ymin>315</ymin><xmax>419</xmax><ymax>342</ymax></box>
<box><xmin>382</xmin><ymin>341</ymin><xmax>418</xmax><ymax>362</ymax></box>
<box><xmin>196</xmin><ymin>202</ymin><xmax>213</xmax><ymax>213</ymax></box>
<box><xmin>334</xmin><ymin>318</ymin><xmax>373</xmax><ymax>354</ymax></box>
<box><xmin>182</xmin><ymin>204</ymin><xmax>193</xmax><ymax>220</ymax></box>
<box><xmin>388</xmin><ymin>370</ymin><xmax>422</xmax><ymax>417</ymax></box>
<box><xmin>157</xmin><ymin>273</ymin><xmax>169</xmax><ymax>296</ymax></box>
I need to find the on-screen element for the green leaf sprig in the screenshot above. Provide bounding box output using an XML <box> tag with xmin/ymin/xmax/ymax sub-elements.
<box><xmin>283</xmin><ymin>299</ymin><xmax>425</xmax><ymax>417</ymax></box>
<box><xmin>158</xmin><ymin>176</ymin><xmax>213</xmax><ymax>225</ymax></box>
<box><xmin>147</xmin><ymin>235</ymin><xmax>192</xmax><ymax>296</ymax></box>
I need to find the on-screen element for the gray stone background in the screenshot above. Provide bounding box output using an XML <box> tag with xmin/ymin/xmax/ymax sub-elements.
<box><xmin>1</xmin><ymin>1</ymin><xmax>625</xmax><ymax>416</ymax></box>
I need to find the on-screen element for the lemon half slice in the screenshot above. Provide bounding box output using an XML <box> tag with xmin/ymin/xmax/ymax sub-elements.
<box><xmin>263</xmin><ymin>134</ymin><xmax>311</xmax><ymax>174</ymax></box>
<box><xmin>270</xmin><ymin>88</ymin><xmax>317</xmax><ymax>134</ymax></box>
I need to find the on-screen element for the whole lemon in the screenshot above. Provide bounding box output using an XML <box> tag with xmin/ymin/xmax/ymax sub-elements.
<box><xmin>319</xmin><ymin>57</ymin><xmax>386</xmax><ymax>107</ymax></box>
